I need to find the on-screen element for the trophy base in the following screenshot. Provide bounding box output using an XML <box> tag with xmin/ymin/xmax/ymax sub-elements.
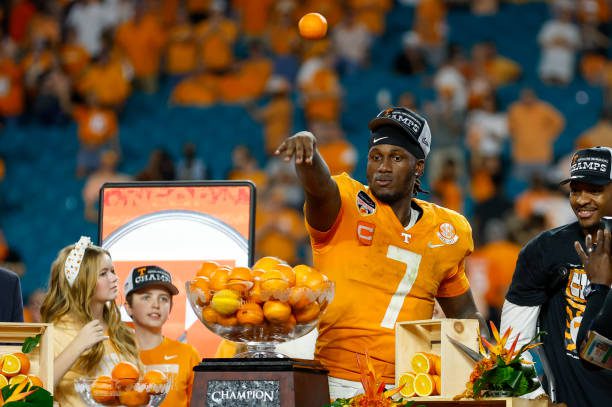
<box><xmin>191</xmin><ymin>358</ymin><xmax>330</xmax><ymax>407</ymax></box>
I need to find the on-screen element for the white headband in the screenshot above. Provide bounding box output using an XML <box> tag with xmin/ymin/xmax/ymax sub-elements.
<box><xmin>64</xmin><ymin>236</ymin><xmax>93</xmax><ymax>287</ymax></box>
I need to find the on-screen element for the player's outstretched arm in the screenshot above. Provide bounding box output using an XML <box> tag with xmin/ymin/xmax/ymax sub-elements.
<box><xmin>276</xmin><ymin>131</ymin><xmax>340</xmax><ymax>232</ymax></box>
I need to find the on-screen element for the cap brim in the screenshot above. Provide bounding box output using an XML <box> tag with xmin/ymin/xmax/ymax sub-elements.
<box><xmin>368</xmin><ymin>117</ymin><xmax>406</xmax><ymax>132</ymax></box>
<box><xmin>560</xmin><ymin>175</ymin><xmax>611</xmax><ymax>186</ymax></box>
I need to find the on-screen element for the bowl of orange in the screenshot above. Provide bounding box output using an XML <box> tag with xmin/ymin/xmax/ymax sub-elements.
<box><xmin>74</xmin><ymin>362</ymin><xmax>172</xmax><ymax>407</ymax></box>
<box><xmin>185</xmin><ymin>257</ymin><xmax>335</xmax><ymax>358</ymax></box>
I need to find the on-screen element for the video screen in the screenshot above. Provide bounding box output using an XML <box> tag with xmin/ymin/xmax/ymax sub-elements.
<box><xmin>99</xmin><ymin>181</ymin><xmax>255</xmax><ymax>357</ymax></box>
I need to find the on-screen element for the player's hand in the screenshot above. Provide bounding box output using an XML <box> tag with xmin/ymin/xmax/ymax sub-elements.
<box><xmin>72</xmin><ymin>319</ymin><xmax>109</xmax><ymax>353</ymax></box>
<box><xmin>574</xmin><ymin>228</ymin><xmax>612</xmax><ymax>286</ymax></box>
<box><xmin>275</xmin><ymin>131</ymin><xmax>316</xmax><ymax>164</ymax></box>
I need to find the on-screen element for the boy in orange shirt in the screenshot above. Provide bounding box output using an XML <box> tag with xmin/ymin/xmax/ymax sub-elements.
<box><xmin>124</xmin><ymin>265</ymin><xmax>201</xmax><ymax>407</ymax></box>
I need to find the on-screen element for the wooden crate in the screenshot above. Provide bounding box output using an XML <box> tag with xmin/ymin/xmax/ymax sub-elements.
<box><xmin>0</xmin><ymin>322</ymin><xmax>54</xmax><ymax>393</ymax></box>
<box><xmin>396</xmin><ymin>319</ymin><xmax>479</xmax><ymax>399</ymax></box>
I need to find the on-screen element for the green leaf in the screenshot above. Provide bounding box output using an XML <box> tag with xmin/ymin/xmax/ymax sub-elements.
<box><xmin>21</xmin><ymin>334</ymin><xmax>41</xmax><ymax>354</ymax></box>
<box><xmin>514</xmin><ymin>376</ymin><xmax>531</xmax><ymax>396</ymax></box>
<box><xmin>3</xmin><ymin>386</ymin><xmax>53</xmax><ymax>407</ymax></box>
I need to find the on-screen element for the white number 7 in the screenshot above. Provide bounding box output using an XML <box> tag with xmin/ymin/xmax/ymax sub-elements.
<box><xmin>380</xmin><ymin>245</ymin><xmax>422</xmax><ymax>329</ymax></box>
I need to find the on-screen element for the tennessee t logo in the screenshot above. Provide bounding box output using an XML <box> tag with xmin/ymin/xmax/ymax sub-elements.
<box><xmin>357</xmin><ymin>221</ymin><xmax>375</xmax><ymax>245</ymax></box>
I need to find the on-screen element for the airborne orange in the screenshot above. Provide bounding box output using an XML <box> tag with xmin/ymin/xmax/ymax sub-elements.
<box><xmin>298</xmin><ymin>13</ymin><xmax>328</xmax><ymax>40</ymax></box>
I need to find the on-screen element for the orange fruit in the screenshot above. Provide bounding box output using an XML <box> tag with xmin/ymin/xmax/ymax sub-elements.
<box><xmin>13</xmin><ymin>353</ymin><xmax>30</xmax><ymax>375</ymax></box>
<box><xmin>433</xmin><ymin>374</ymin><xmax>441</xmax><ymax>395</ymax></box>
<box><xmin>0</xmin><ymin>374</ymin><xmax>8</xmax><ymax>388</ymax></box>
<box><xmin>411</xmin><ymin>352</ymin><xmax>436</xmax><ymax>374</ymax></box>
<box><xmin>227</xmin><ymin>267</ymin><xmax>254</xmax><ymax>293</ymax></box>
<box><xmin>143</xmin><ymin>369</ymin><xmax>167</xmax><ymax>394</ymax></box>
<box><xmin>281</xmin><ymin>314</ymin><xmax>297</xmax><ymax>333</ymax></box>
<box><xmin>119</xmin><ymin>388</ymin><xmax>150</xmax><ymax>406</ymax></box>
<box><xmin>398</xmin><ymin>372</ymin><xmax>416</xmax><ymax>397</ymax></box>
<box><xmin>260</xmin><ymin>270</ymin><xmax>290</xmax><ymax>292</ymax></box>
<box><xmin>111</xmin><ymin>361</ymin><xmax>139</xmax><ymax>388</ymax></box>
<box><xmin>202</xmin><ymin>306</ymin><xmax>220</xmax><ymax>323</ymax></box>
<box><xmin>246</xmin><ymin>278</ymin><xmax>266</xmax><ymax>304</ymax></box>
<box><xmin>196</xmin><ymin>261</ymin><xmax>220</xmax><ymax>278</ymax></box>
<box><xmin>191</xmin><ymin>276</ymin><xmax>211</xmax><ymax>307</ymax></box>
<box><xmin>414</xmin><ymin>373</ymin><xmax>437</xmax><ymax>396</ymax></box>
<box><xmin>91</xmin><ymin>375</ymin><xmax>117</xmax><ymax>404</ymax></box>
<box><xmin>273</xmin><ymin>263</ymin><xmax>295</xmax><ymax>286</ymax></box>
<box><xmin>1</xmin><ymin>354</ymin><xmax>21</xmax><ymax>377</ymax></box>
<box><xmin>216</xmin><ymin>314</ymin><xmax>238</xmax><ymax>326</ymax></box>
<box><xmin>209</xmin><ymin>267</ymin><xmax>230</xmax><ymax>291</ymax></box>
<box><xmin>263</xmin><ymin>300</ymin><xmax>292</xmax><ymax>324</ymax></box>
<box><xmin>28</xmin><ymin>375</ymin><xmax>43</xmax><ymax>388</ymax></box>
<box><xmin>303</xmin><ymin>271</ymin><xmax>326</xmax><ymax>292</ymax></box>
<box><xmin>298</xmin><ymin>12</ymin><xmax>327</xmax><ymax>40</ymax></box>
<box><xmin>293</xmin><ymin>264</ymin><xmax>314</xmax><ymax>286</ymax></box>
<box><xmin>431</xmin><ymin>354</ymin><xmax>441</xmax><ymax>375</ymax></box>
<box><xmin>236</xmin><ymin>302</ymin><xmax>265</xmax><ymax>325</ymax></box>
<box><xmin>288</xmin><ymin>286</ymin><xmax>312</xmax><ymax>309</ymax></box>
<box><xmin>294</xmin><ymin>301</ymin><xmax>320</xmax><ymax>323</ymax></box>
<box><xmin>253</xmin><ymin>256</ymin><xmax>283</xmax><ymax>271</ymax></box>
<box><xmin>8</xmin><ymin>374</ymin><xmax>28</xmax><ymax>386</ymax></box>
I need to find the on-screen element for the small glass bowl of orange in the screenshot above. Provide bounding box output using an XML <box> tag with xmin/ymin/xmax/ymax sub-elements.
<box><xmin>186</xmin><ymin>259</ymin><xmax>335</xmax><ymax>358</ymax></box>
<box><xmin>74</xmin><ymin>375</ymin><xmax>171</xmax><ymax>407</ymax></box>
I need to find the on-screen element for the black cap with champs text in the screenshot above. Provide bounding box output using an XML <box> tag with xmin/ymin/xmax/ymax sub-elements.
<box><xmin>560</xmin><ymin>146</ymin><xmax>612</xmax><ymax>186</ymax></box>
<box><xmin>368</xmin><ymin>107</ymin><xmax>432</xmax><ymax>159</ymax></box>
<box><xmin>124</xmin><ymin>265</ymin><xmax>179</xmax><ymax>297</ymax></box>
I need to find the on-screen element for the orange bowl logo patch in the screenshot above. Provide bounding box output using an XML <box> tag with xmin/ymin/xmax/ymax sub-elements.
<box><xmin>437</xmin><ymin>222</ymin><xmax>458</xmax><ymax>245</ymax></box>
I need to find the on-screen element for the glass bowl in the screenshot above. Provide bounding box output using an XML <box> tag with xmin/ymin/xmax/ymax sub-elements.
<box><xmin>74</xmin><ymin>377</ymin><xmax>171</xmax><ymax>407</ymax></box>
<box><xmin>185</xmin><ymin>276</ymin><xmax>334</xmax><ymax>358</ymax></box>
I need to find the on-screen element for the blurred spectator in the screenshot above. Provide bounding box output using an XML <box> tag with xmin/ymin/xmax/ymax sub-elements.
<box><xmin>471</xmin><ymin>0</ymin><xmax>499</xmax><ymax>16</ymax></box>
<box><xmin>195</xmin><ymin>3</ymin><xmax>238</xmax><ymax>75</ymax></box>
<box><xmin>255</xmin><ymin>186</ymin><xmax>307</xmax><ymax>265</ymax></box>
<box><xmin>298</xmin><ymin>51</ymin><xmax>343</xmax><ymax>127</ymax></box>
<box><xmin>136</xmin><ymin>148</ymin><xmax>176</xmax><ymax>181</ymax></box>
<box><xmin>78</xmin><ymin>46</ymin><xmax>132</xmax><ymax>110</ymax></box>
<box><xmin>248</xmin><ymin>76</ymin><xmax>293</xmax><ymax>156</ymax></box>
<box><xmin>348</xmin><ymin>0</ymin><xmax>392</xmax><ymax>36</ymax></box>
<box><xmin>8</xmin><ymin>0</ymin><xmax>36</xmax><ymax>46</ymax></box>
<box><xmin>72</xmin><ymin>93</ymin><xmax>120</xmax><ymax>177</ymax></box>
<box><xmin>312</xmin><ymin>121</ymin><xmax>357</xmax><ymax>176</ymax></box>
<box><xmin>66</xmin><ymin>0</ymin><xmax>116</xmax><ymax>57</ymax></box>
<box><xmin>0</xmin><ymin>247</ymin><xmax>25</xmax><ymax>279</ymax></box>
<box><xmin>467</xmin><ymin>219</ymin><xmax>520</xmax><ymax>325</ymax></box>
<box><xmin>185</xmin><ymin>0</ymin><xmax>210</xmax><ymax>24</ymax></box>
<box><xmin>575</xmin><ymin>107</ymin><xmax>612</xmax><ymax>149</ymax></box>
<box><xmin>433</xmin><ymin>48</ymin><xmax>468</xmax><ymax>112</ymax></box>
<box><xmin>169</xmin><ymin>71</ymin><xmax>217</xmax><ymax>106</ymax></box>
<box><xmin>265</xmin><ymin>157</ymin><xmax>304</xmax><ymax>209</ymax></box>
<box><xmin>115</xmin><ymin>0</ymin><xmax>166</xmax><ymax>93</ymax></box>
<box><xmin>514</xmin><ymin>173</ymin><xmax>574</xmax><ymax>229</ymax></box>
<box><xmin>27</xmin><ymin>3</ymin><xmax>60</xmax><ymax>48</ymax></box>
<box><xmin>82</xmin><ymin>150</ymin><xmax>131</xmax><ymax>222</ymax></box>
<box><xmin>465</xmin><ymin>94</ymin><xmax>508</xmax><ymax>162</ymax></box>
<box><xmin>413</xmin><ymin>0</ymin><xmax>447</xmax><ymax>67</ymax></box>
<box><xmin>393</xmin><ymin>31</ymin><xmax>427</xmax><ymax>76</ymax></box>
<box><xmin>60</xmin><ymin>26</ymin><xmax>91</xmax><ymax>79</ymax></box>
<box><xmin>431</xmin><ymin>156</ymin><xmax>463</xmax><ymax>213</ymax></box>
<box><xmin>233</xmin><ymin>0</ymin><xmax>275</xmax><ymax>40</ymax></box>
<box><xmin>31</xmin><ymin>62</ymin><xmax>71</xmax><ymax>125</ymax></box>
<box><xmin>538</xmin><ymin>3</ymin><xmax>580</xmax><ymax>85</ymax></box>
<box><xmin>176</xmin><ymin>142</ymin><xmax>207</xmax><ymax>180</ymax></box>
<box><xmin>164</xmin><ymin>8</ymin><xmax>197</xmax><ymax>78</ymax></box>
<box><xmin>331</xmin><ymin>9</ymin><xmax>372</xmax><ymax>75</ymax></box>
<box><xmin>23</xmin><ymin>288</ymin><xmax>46</xmax><ymax>323</ymax></box>
<box><xmin>21</xmin><ymin>39</ymin><xmax>54</xmax><ymax>97</ymax></box>
<box><xmin>507</xmin><ymin>88</ymin><xmax>565</xmax><ymax>181</ymax></box>
<box><xmin>0</xmin><ymin>39</ymin><xmax>24</xmax><ymax>121</ymax></box>
<box><xmin>0</xmin><ymin>267</ymin><xmax>23</xmax><ymax>322</ymax></box>
<box><xmin>397</xmin><ymin>91</ymin><xmax>417</xmax><ymax>110</ymax></box>
<box><xmin>227</xmin><ymin>144</ymin><xmax>268</xmax><ymax>189</ymax></box>
<box><xmin>266</xmin><ymin>3</ymin><xmax>300</xmax><ymax>83</ymax></box>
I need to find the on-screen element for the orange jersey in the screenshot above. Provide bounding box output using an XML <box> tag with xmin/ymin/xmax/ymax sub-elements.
<box><xmin>140</xmin><ymin>337</ymin><xmax>201</xmax><ymax>407</ymax></box>
<box><xmin>308</xmin><ymin>173</ymin><xmax>473</xmax><ymax>383</ymax></box>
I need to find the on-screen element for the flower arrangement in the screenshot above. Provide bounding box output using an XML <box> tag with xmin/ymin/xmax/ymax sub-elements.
<box><xmin>456</xmin><ymin>322</ymin><xmax>543</xmax><ymax>399</ymax></box>
<box><xmin>326</xmin><ymin>353</ymin><xmax>423</xmax><ymax>407</ymax></box>
<box><xmin>0</xmin><ymin>380</ymin><xmax>52</xmax><ymax>406</ymax></box>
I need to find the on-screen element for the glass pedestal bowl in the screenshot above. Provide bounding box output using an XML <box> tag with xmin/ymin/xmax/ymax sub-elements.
<box><xmin>185</xmin><ymin>277</ymin><xmax>334</xmax><ymax>358</ymax></box>
<box><xmin>74</xmin><ymin>378</ymin><xmax>171</xmax><ymax>407</ymax></box>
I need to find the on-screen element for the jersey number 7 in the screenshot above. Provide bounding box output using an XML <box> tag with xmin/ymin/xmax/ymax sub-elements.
<box><xmin>380</xmin><ymin>245</ymin><xmax>422</xmax><ymax>329</ymax></box>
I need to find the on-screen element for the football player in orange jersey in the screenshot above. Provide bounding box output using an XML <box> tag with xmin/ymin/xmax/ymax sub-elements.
<box><xmin>276</xmin><ymin>107</ymin><xmax>487</xmax><ymax>399</ymax></box>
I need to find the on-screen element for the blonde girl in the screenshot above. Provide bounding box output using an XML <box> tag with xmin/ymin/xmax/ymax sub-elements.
<box><xmin>41</xmin><ymin>236</ymin><xmax>138</xmax><ymax>406</ymax></box>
